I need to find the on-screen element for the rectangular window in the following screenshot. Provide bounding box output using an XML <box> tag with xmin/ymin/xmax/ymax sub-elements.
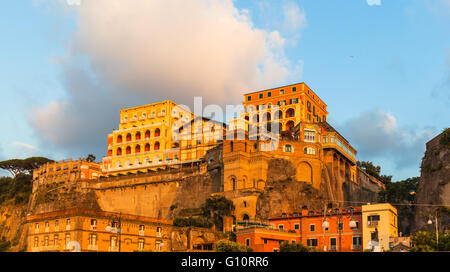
<box><xmin>307</xmin><ymin>239</ymin><xmax>318</xmax><ymax>247</ymax></box>
<box><xmin>138</xmin><ymin>238</ymin><xmax>145</xmax><ymax>250</ymax></box>
<box><xmin>280</xmin><ymin>89</ymin><xmax>284</xmax><ymax>94</ymax></box>
<box><xmin>44</xmin><ymin>236</ymin><xmax>49</xmax><ymax>246</ymax></box>
<box><xmin>245</xmin><ymin>238</ymin><xmax>250</xmax><ymax>247</ymax></box>
<box><xmin>156</xmin><ymin>240</ymin><xmax>162</xmax><ymax>251</ymax></box>
<box><xmin>89</xmin><ymin>234</ymin><xmax>97</xmax><ymax>246</ymax></box>
<box><xmin>294</xmin><ymin>224</ymin><xmax>300</xmax><ymax>230</ymax></box>
<box><xmin>304</xmin><ymin>130</ymin><xmax>316</xmax><ymax>142</ymax></box>
<box><xmin>268</xmin><ymin>92</ymin><xmax>272</xmax><ymax>97</ymax></box>
<box><xmin>65</xmin><ymin>234</ymin><xmax>70</xmax><ymax>246</ymax></box>
<box><xmin>247</xmin><ymin>96</ymin><xmax>251</xmax><ymax>101</ymax></box>
<box><xmin>338</xmin><ymin>222</ymin><xmax>343</xmax><ymax>231</ymax></box>
<box><xmin>259</xmin><ymin>93</ymin><xmax>263</xmax><ymax>99</ymax></box>
<box><xmin>54</xmin><ymin>235</ymin><xmax>59</xmax><ymax>246</ymax></box>
<box><xmin>34</xmin><ymin>237</ymin><xmax>39</xmax><ymax>247</ymax></box>
<box><xmin>156</xmin><ymin>227</ymin><xmax>162</xmax><ymax>237</ymax></box>
<box><xmin>292</xmin><ymin>87</ymin><xmax>297</xmax><ymax>92</ymax></box>
<box><xmin>278</xmin><ymin>224</ymin><xmax>284</xmax><ymax>230</ymax></box>
<box><xmin>310</xmin><ymin>224</ymin><xmax>315</xmax><ymax>232</ymax></box>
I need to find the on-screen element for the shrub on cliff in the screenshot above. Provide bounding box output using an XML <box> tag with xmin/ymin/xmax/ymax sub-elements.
<box><xmin>173</xmin><ymin>216</ymin><xmax>213</xmax><ymax>228</ymax></box>
<box><xmin>0</xmin><ymin>174</ymin><xmax>32</xmax><ymax>205</ymax></box>
<box><xmin>439</xmin><ymin>128</ymin><xmax>450</xmax><ymax>147</ymax></box>
<box><xmin>201</xmin><ymin>196</ymin><xmax>235</xmax><ymax>231</ymax></box>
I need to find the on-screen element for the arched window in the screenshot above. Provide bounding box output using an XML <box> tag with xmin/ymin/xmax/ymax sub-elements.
<box><xmin>243</xmin><ymin>214</ymin><xmax>250</xmax><ymax>222</ymax></box>
<box><xmin>126</xmin><ymin>146</ymin><xmax>131</xmax><ymax>155</ymax></box>
<box><xmin>252</xmin><ymin>114</ymin><xmax>259</xmax><ymax>124</ymax></box>
<box><xmin>154</xmin><ymin>141</ymin><xmax>160</xmax><ymax>151</ymax></box>
<box><xmin>135</xmin><ymin>132</ymin><xmax>141</xmax><ymax>141</ymax></box>
<box><xmin>117</xmin><ymin>135</ymin><xmax>123</xmax><ymax>144</ymax></box>
<box><xmin>155</xmin><ymin>128</ymin><xmax>161</xmax><ymax>137</ymax></box>
<box><xmin>145</xmin><ymin>143</ymin><xmax>150</xmax><ymax>152</ymax></box>
<box><xmin>232</xmin><ymin>178</ymin><xmax>236</xmax><ymax>191</ymax></box>
<box><xmin>286</xmin><ymin>120</ymin><xmax>295</xmax><ymax>131</ymax></box>
<box><xmin>116</xmin><ymin>148</ymin><xmax>122</xmax><ymax>156</ymax></box>
<box><xmin>135</xmin><ymin>145</ymin><xmax>141</xmax><ymax>154</ymax></box>
<box><xmin>286</xmin><ymin>108</ymin><xmax>295</xmax><ymax>118</ymax></box>
<box><xmin>262</xmin><ymin>112</ymin><xmax>271</xmax><ymax>122</ymax></box>
<box><xmin>126</xmin><ymin>133</ymin><xmax>132</xmax><ymax>142</ymax></box>
<box><xmin>145</xmin><ymin>130</ymin><xmax>150</xmax><ymax>139</ymax></box>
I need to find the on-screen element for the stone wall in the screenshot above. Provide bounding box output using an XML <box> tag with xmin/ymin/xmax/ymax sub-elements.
<box><xmin>413</xmin><ymin>132</ymin><xmax>450</xmax><ymax>232</ymax></box>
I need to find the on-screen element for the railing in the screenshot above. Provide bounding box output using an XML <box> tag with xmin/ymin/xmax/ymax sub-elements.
<box><xmin>351</xmin><ymin>245</ymin><xmax>362</xmax><ymax>250</ymax></box>
<box><xmin>139</xmin><ymin>230</ymin><xmax>145</xmax><ymax>236</ymax></box>
<box><xmin>88</xmin><ymin>245</ymin><xmax>98</xmax><ymax>251</ymax></box>
<box><xmin>90</xmin><ymin>225</ymin><xmax>97</xmax><ymax>231</ymax></box>
<box><xmin>109</xmin><ymin>246</ymin><xmax>119</xmax><ymax>252</ymax></box>
<box><xmin>156</xmin><ymin>232</ymin><xmax>162</xmax><ymax>238</ymax></box>
<box><xmin>367</xmin><ymin>221</ymin><xmax>379</xmax><ymax>227</ymax></box>
<box><xmin>328</xmin><ymin>245</ymin><xmax>337</xmax><ymax>251</ymax></box>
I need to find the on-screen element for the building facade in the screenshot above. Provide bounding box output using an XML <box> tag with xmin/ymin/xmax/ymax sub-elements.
<box><xmin>362</xmin><ymin>203</ymin><xmax>399</xmax><ymax>252</ymax></box>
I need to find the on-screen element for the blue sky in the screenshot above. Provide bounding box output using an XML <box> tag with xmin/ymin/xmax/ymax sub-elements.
<box><xmin>0</xmin><ymin>0</ymin><xmax>449</xmax><ymax>180</ymax></box>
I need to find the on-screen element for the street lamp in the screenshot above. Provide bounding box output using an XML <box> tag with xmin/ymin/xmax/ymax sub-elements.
<box><xmin>105</xmin><ymin>212</ymin><xmax>122</xmax><ymax>252</ymax></box>
<box><xmin>427</xmin><ymin>212</ymin><xmax>439</xmax><ymax>250</ymax></box>
<box><xmin>322</xmin><ymin>207</ymin><xmax>357</xmax><ymax>252</ymax></box>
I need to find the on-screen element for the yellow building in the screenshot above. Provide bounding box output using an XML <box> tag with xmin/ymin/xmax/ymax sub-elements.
<box><xmin>103</xmin><ymin>100</ymin><xmax>195</xmax><ymax>175</ymax></box>
<box><xmin>362</xmin><ymin>203</ymin><xmax>398</xmax><ymax>252</ymax></box>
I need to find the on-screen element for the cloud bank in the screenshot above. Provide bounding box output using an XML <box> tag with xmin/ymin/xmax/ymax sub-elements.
<box><xmin>29</xmin><ymin>0</ymin><xmax>306</xmax><ymax>158</ymax></box>
<box><xmin>336</xmin><ymin>109</ymin><xmax>435</xmax><ymax>172</ymax></box>
<box><xmin>366</xmin><ymin>0</ymin><xmax>382</xmax><ymax>6</ymax></box>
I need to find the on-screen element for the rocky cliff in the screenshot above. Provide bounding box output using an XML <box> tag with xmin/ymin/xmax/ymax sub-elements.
<box><xmin>0</xmin><ymin>203</ymin><xmax>28</xmax><ymax>252</ymax></box>
<box><xmin>414</xmin><ymin>130</ymin><xmax>450</xmax><ymax>231</ymax></box>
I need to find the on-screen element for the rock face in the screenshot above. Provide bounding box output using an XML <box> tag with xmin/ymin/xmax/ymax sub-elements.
<box><xmin>414</xmin><ymin>132</ymin><xmax>450</xmax><ymax>232</ymax></box>
<box><xmin>0</xmin><ymin>203</ymin><xmax>28</xmax><ymax>252</ymax></box>
<box><xmin>255</xmin><ymin>158</ymin><xmax>382</xmax><ymax>219</ymax></box>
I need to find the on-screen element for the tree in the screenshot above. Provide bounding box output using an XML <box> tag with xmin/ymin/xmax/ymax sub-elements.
<box><xmin>201</xmin><ymin>196</ymin><xmax>235</xmax><ymax>231</ymax></box>
<box><xmin>215</xmin><ymin>240</ymin><xmax>252</xmax><ymax>252</ymax></box>
<box><xmin>410</xmin><ymin>231</ymin><xmax>450</xmax><ymax>252</ymax></box>
<box><xmin>357</xmin><ymin>161</ymin><xmax>392</xmax><ymax>184</ymax></box>
<box><xmin>280</xmin><ymin>241</ymin><xmax>311</xmax><ymax>252</ymax></box>
<box><xmin>0</xmin><ymin>157</ymin><xmax>53</xmax><ymax>177</ymax></box>
<box><xmin>439</xmin><ymin>128</ymin><xmax>450</xmax><ymax>147</ymax></box>
<box><xmin>86</xmin><ymin>154</ymin><xmax>96</xmax><ymax>162</ymax></box>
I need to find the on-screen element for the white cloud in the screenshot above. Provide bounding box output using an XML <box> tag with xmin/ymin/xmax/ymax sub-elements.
<box><xmin>12</xmin><ymin>142</ymin><xmax>40</xmax><ymax>153</ymax></box>
<box><xmin>29</xmin><ymin>0</ymin><xmax>306</xmax><ymax>157</ymax></box>
<box><xmin>337</xmin><ymin>109</ymin><xmax>436</xmax><ymax>171</ymax></box>
<box><xmin>367</xmin><ymin>0</ymin><xmax>382</xmax><ymax>6</ymax></box>
<box><xmin>282</xmin><ymin>2</ymin><xmax>307</xmax><ymax>33</ymax></box>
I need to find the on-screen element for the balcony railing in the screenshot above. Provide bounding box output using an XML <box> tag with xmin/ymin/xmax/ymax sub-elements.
<box><xmin>156</xmin><ymin>232</ymin><xmax>162</xmax><ymax>238</ymax></box>
<box><xmin>328</xmin><ymin>245</ymin><xmax>337</xmax><ymax>251</ymax></box>
<box><xmin>139</xmin><ymin>230</ymin><xmax>145</xmax><ymax>236</ymax></box>
<box><xmin>367</xmin><ymin>221</ymin><xmax>379</xmax><ymax>227</ymax></box>
<box><xmin>109</xmin><ymin>246</ymin><xmax>119</xmax><ymax>252</ymax></box>
<box><xmin>351</xmin><ymin>245</ymin><xmax>362</xmax><ymax>250</ymax></box>
<box><xmin>88</xmin><ymin>244</ymin><xmax>98</xmax><ymax>251</ymax></box>
<box><xmin>90</xmin><ymin>225</ymin><xmax>97</xmax><ymax>231</ymax></box>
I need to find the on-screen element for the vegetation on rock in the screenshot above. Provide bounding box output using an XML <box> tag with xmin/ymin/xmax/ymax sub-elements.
<box><xmin>215</xmin><ymin>240</ymin><xmax>252</xmax><ymax>252</ymax></box>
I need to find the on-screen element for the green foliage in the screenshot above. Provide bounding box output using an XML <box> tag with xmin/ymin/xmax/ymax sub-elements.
<box><xmin>215</xmin><ymin>240</ymin><xmax>252</xmax><ymax>252</ymax></box>
<box><xmin>410</xmin><ymin>231</ymin><xmax>450</xmax><ymax>252</ymax></box>
<box><xmin>439</xmin><ymin>128</ymin><xmax>450</xmax><ymax>147</ymax></box>
<box><xmin>357</xmin><ymin>161</ymin><xmax>392</xmax><ymax>184</ymax></box>
<box><xmin>201</xmin><ymin>196</ymin><xmax>235</xmax><ymax>231</ymax></box>
<box><xmin>86</xmin><ymin>154</ymin><xmax>96</xmax><ymax>162</ymax></box>
<box><xmin>378</xmin><ymin>177</ymin><xmax>419</xmax><ymax>235</ymax></box>
<box><xmin>0</xmin><ymin>173</ymin><xmax>33</xmax><ymax>205</ymax></box>
<box><xmin>0</xmin><ymin>157</ymin><xmax>53</xmax><ymax>177</ymax></box>
<box><xmin>280</xmin><ymin>241</ymin><xmax>311</xmax><ymax>252</ymax></box>
<box><xmin>173</xmin><ymin>216</ymin><xmax>214</xmax><ymax>228</ymax></box>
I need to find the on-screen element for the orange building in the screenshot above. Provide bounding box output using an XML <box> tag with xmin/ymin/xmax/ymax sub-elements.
<box><xmin>236</xmin><ymin>207</ymin><xmax>363</xmax><ymax>252</ymax></box>
<box><xmin>32</xmin><ymin>159</ymin><xmax>102</xmax><ymax>192</ymax></box>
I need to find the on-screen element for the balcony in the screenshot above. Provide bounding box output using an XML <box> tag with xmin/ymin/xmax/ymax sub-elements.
<box><xmin>148</xmin><ymin>114</ymin><xmax>156</xmax><ymax>119</ymax></box>
<box><xmin>66</xmin><ymin>225</ymin><xmax>71</xmax><ymax>231</ymax></box>
<box><xmin>351</xmin><ymin>245</ymin><xmax>362</xmax><ymax>251</ymax></box>
<box><xmin>156</xmin><ymin>232</ymin><xmax>162</xmax><ymax>238</ymax></box>
<box><xmin>328</xmin><ymin>245</ymin><xmax>337</xmax><ymax>251</ymax></box>
<box><xmin>139</xmin><ymin>230</ymin><xmax>145</xmax><ymax>236</ymax></box>
<box><xmin>109</xmin><ymin>246</ymin><xmax>119</xmax><ymax>252</ymax></box>
<box><xmin>367</xmin><ymin>221</ymin><xmax>379</xmax><ymax>227</ymax></box>
<box><xmin>88</xmin><ymin>244</ymin><xmax>98</xmax><ymax>251</ymax></box>
<box><xmin>130</xmin><ymin>117</ymin><xmax>137</xmax><ymax>122</ymax></box>
<box><xmin>90</xmin><ymin>225</ymin><xmax>97</xmax><ymax>231</ymax></box>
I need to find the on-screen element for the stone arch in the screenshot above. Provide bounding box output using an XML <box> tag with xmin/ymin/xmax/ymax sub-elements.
<box><xmin>135</xmin><ymin>144</ymin><xmax>141</xmax><ymax>154</ymax></box>
<box><xmin>242</xmin><ymin>214</ymin><xmax>250</xmax><ymax>221</ymax></box>
<box><xmin>286</xmin><ymin>120</ymin><xmax>295</xmax><ymax>131</ymax></box>
<box><xmin>145</xmin><ymin>143</ymin><xmax>150</xmax><ymax>152</ymax></box>
<box><xmin>145</xmin><ymin>130</ymin><xmax>151</xmax><ymax>139</ymax></box>
<box><xmin>286</xmin><ymin>108</ymin><xmax>295</xmax><ymax>118</ymax></box>
<box><xmin>116</xmin><ymin>147</ymin><xmax>122</xmax><ymax>156</ymax></box>
<box><xmin>154</xmin><ymin>141</ymin><xmax>160</xmax><ymax>151</ymax></box>
<box><xmin>296</xmin><ymin>161</ymin><xmax>313</xmax><ymax>184</ymax></box>
<box><xmin>126</xmin><ymin>133</ymin><xmax>132</xmax><ymax>142</ymax></box>
<box><xmin>126</xmin><ymin>146</ymin><xmax>131</xmax><ymax>155</ymax></box>
<box><xmin>155</xmin><ymin>128</ymin><xmax>161</xmax><ymax>137</ymax></box>
<box><xmin>273</xmin><ymin>110</ymin><xmax>282</xmax><ymax>120</ymax></box>
<box><xmin>135</xmin><ymin>131</ymin><xmax>141</xmax><ymax>141</ymax></box>
<box><xmin>228</xmin><ymin>175</ymin><xmax>237</xmax><ymax>191</ymax></box>
<box><xmin>117</xmin><ymin>135</ymin><xmax>123</xmax><ymax>143</ymax></box>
